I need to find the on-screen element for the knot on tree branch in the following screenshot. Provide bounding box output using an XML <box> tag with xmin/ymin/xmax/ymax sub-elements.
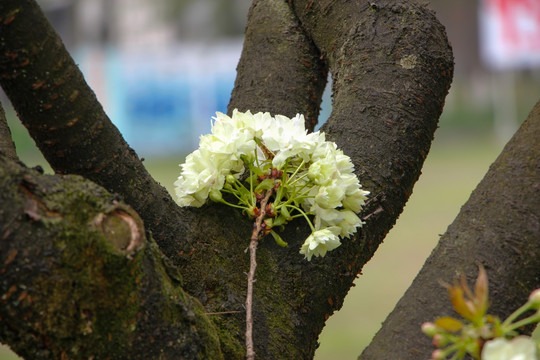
<box><xmin>89</xmin><ymin>201</ymin><xmax>146</xmax><ymax>258</ymax></box>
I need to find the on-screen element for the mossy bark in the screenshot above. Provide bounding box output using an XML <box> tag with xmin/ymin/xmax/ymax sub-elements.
<box><xmin>360</xmin><ymin>100</ymin><xmax>540</xmax><ymax>359</ymax></box>
<box><xmin>0</xmin><ymin>156</ymin><xmax>222</xmax><ymax>360</ymax></box>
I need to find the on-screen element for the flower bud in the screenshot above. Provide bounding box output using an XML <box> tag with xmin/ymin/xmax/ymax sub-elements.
<box><xmin>431</xmin><ymin>349</ymin><xmax>445</xmax><ymax>360</ymax></box>
<box><xmin>226</xmin><ymin>174</ymin><xmax>236</xmax><ymax>184</ymax></box>
<box><xmin>265</xmin><ymin>203</ymin><xmax>276</xmax><ymax>217</ymax></box>
<box><xmin>264</xmin><ymin>218</ymin><xmax>273</xmax><ymax>228</ymax></box>
<box><xmin>421</xmin><ymin>322</ymin><xmax>439</xmax><ymax>337</ymax></box>
<box><xmin>209</xmin><ymin>190</ymin><xmax>223</xmax><ymax>202</ymax></box>
<box><xmin>246</xmin><ymin>206</ymin><xmax>257</xmax><ymax>218</ymax></box>
<box><xmin>528</xmin><ymin>288</ymin><xmax>540</xmax><ymax>309</ymax></box>
<box><xmin>432</xmin><ymin>334</ymin><xmax>448</xmax><ymax>347</ymax></box>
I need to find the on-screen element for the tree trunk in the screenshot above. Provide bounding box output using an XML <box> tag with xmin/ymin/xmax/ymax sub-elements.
<box><xmin>360</xmin><ymin>100</ymin><xmax>540</xmax><ymax>359</ymax></box>
<box><xmin>228</xmin><ymin>3</ymin><xmax>452</xmax><ymax>358</ymax></box>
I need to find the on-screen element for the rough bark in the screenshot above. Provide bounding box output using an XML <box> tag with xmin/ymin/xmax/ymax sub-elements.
<box><xmin>0</xmin><ymin>155</ymin><xmax>223</xmax><ymax>360</ymax></box>
<box><xmin>0</xmin><ymin>0</ymin><xmax>456</xmax><ymax>359</ymax></box>
<box><xmin>229</xmin><ymin>0</ymin><xmax>327</xmax><ymax>130</ymax></box>
<box><xmin>0</xmin><ymin>102</ymin><xmax>18</xmax><ymax>162</ymax></box>
<box><xmin>360</xmin><ymin>100</ymin><xmax>540</xmax><ymax>359</ymax></box>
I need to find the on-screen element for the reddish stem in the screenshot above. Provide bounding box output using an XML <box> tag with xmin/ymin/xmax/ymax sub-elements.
<box><xmin>245</xmin><ymin>189</ymin><xmax>273</xmax><ymax>360</ymax></box>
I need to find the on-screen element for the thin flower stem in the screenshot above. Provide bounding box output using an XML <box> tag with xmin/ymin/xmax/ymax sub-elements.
<box><xmin>439</xmin><ymin>342</ymin><xmax>462</xmax><ymax>360</ymax></box>
<box><xmin>254</xmin><ymin>148</ymin><xmax>261</xmax><ymax>168</ymax></box>
<box><xmin>231</xmin><ymin>178</ymin><xmax>250</xmax><ymax>198</ymax></box>
<box><xmin>288</xmin><ymin>171</ymin><xmax>309</xmax><ymax>187</ymax></box>
<box><xmin>218</xmin><ymin>199</ymin><xmax>249</xmax><ymax>210</ymax></box>
<box><xmin>287</xmin><ymin>212</ymin><xmax>310</xmax><ymax>220</ymax></box>
<box><xmin>249</xmin><ymin>166</ymin><xmax>255</xmax><ymax>206</ymax></box>
<box><xmin>501</xmin><ymin>302</ymin><xmax>532</xmax><ymax>328</ymax></box>
<box><xmin>274</xmin><ymin>191</ymin><xmax>312</xmax><ymax>211</ymax></box>
<box><xmin>219</xmin><ymin>189</ymin><xmax>251</xmax><ymax>208</ymax></box>
<box><xmin>285</xmin><ymin>204</ymin><xmax>316</xmax><ymax>232</ymax></box>
<box><xmin>290</xmin><ymin>180</ymin><xmax>312</xmax><ymax>199</ymax></box>
<box><xmin>273</xmin><ymin>184</ymin><xmax>284</xmax><ymax>206</ymax></box>
<box><xmin>504</xmin><ymin>312</ymin><xmax>540</xmax><ymax>333</ymax></box>
<box><xmin>287</xmin><ymin>159</ymin><xmax>305</xmax><ymax>184</ymax></box>
<box><xmin>245</xmin><ymin>189</ymin><xmax>273</xmax><ymax>360</ymax></box>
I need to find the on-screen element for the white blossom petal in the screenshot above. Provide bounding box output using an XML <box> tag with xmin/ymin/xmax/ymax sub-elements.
<box><xmin>481</xmin><ymin>336</ymin><xmax>539</xmax><ymax>360</ymax></box>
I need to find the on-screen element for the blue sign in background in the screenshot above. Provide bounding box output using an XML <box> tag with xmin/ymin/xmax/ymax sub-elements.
<box><xmin>76</xmin><ymin>44</ymin><xmax>241</xmax><ymax>156</ymax></box>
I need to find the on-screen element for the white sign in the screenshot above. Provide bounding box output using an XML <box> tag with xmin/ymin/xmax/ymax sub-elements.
<box><xmin>479</xmin><ymin>0</ymin><xmax>540</xmax><ymax>70</ymax></box>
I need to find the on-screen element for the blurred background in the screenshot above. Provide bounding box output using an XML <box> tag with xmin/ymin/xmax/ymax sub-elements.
<box><xmin>2</xmin><ymin>0</ymin><xmax>539</xmax><ymax>359</ymax></box>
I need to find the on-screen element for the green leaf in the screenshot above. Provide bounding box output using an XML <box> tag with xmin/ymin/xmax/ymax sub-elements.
<box><xmin>272</xmin><ymin>215</ymin><xmax>288</xmax><ymax>227</ymax></box>
<box><xmin>435</xmin><ymin>316</ymin><xmax>464</xmax><ymax>332</ymax></box>
<box><xmin>271</xmin><ymin>231</ymin><xmax>288</xmax><ymax>247</ymax></box>
<box><xmin>255</xmin><ymin>179</ymin><xmax>275</xmax><ymax>192</ymax></box>
<box><xmin>280</xmin><ymin>205</ymin><xmax>291</xmax><ymax>219</ymax></box>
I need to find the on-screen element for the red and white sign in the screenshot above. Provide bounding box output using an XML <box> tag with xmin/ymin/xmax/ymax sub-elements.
<box><xmin>479</xmin><ymin>0</ymin><xmax>540</xmax><ymax>70</ymax></box>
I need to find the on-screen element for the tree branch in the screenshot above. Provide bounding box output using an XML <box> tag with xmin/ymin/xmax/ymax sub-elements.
<box><xmin>245</xmin><ymin>189</ymin><xmax>273</xmax><ymax>360</ymax></box>
<box><xmin>360</xmin><ymin>99</ymin><xmax>540</xmax><ymax>359</ymax></box>
<box><xmin>0</xmin><ymin>101</ymin><xmax>18</xmax><ymax>162</ymax></box>
<box><xmin>228</xmin><ymin>0</ymin><xmax>328</xmax><ymax>130</ymax></box>
<box><xmin>0</xmin><ymin>155</ymin><xmax>222</xmax><ymax>360</ymax></box>
<box><xmin>0</xmin><ymin>0</ymin><xmax>193</xmax><ymax>260</ymax></box>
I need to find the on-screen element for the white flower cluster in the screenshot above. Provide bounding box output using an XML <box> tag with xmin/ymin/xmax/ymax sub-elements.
<box><xmin>175</xmin><ymin>109</ymin><xmax>369</xmax><ymax>261</ymax></box>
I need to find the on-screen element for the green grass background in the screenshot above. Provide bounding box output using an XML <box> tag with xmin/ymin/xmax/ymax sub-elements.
<box><xmin>1</xmin><ymin>91</ymin><xmax>537</xmax><ymax>359</ymax></box>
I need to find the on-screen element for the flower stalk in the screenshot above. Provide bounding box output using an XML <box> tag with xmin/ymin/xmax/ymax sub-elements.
<box><xmin>245</xmin><ymin>189</ymin><xmax>273</xmax><ymax>360</ymax></box>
